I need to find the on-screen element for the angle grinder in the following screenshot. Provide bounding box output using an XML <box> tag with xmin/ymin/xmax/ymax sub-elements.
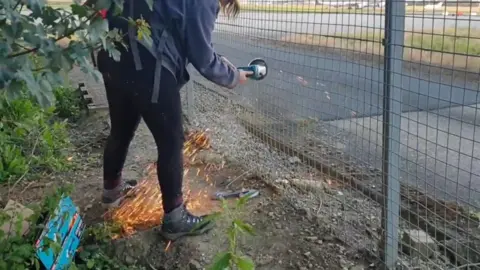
<box><xmin>237</xmin><ymin>58</ymin><xmax>268</xmax><ymax>80</ymax></box>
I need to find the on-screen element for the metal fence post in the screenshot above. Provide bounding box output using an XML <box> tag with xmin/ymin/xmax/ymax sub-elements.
<box><xmin>382</xmin><ymin>0</ymin><xmax>405</xmax><ymax>268</ymax></box>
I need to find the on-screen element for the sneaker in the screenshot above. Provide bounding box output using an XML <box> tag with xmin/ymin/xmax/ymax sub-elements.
<box><xmin>160</xmin><ymin>204</ymin><xmax>215</xmax><ymax>241</ymax></box>
<box><xmin>101</xmin><ymin>180</ymin><xmax>138</xmax><ymax>208</ymax></box>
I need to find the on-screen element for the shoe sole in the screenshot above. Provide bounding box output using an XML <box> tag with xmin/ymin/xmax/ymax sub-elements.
<box><xmin>160</xmin><ymin>222</ymin><xmax>215</xmax><ymax>241</ymax></box>
<box><xmin>101</xmin><ymin>181</ymin><xmax>137</xmax><ymax>209</ymax></box>
<box><xmin>101</xmin><ymin>196</ymin><xmax>123</xmax><ymax>210</ymax></box>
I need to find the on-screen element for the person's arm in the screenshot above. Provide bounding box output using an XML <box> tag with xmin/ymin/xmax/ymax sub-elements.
<box><xmin>185</xmin><ymin>0</ymin><xmax>239</xmax><ymax>89</ymax></box>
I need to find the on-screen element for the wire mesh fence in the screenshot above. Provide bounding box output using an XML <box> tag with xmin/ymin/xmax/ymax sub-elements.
<box><xmin>181</xmin><ymin>1</ymin><xmax>480</xmax><ymax>269</ymax></box>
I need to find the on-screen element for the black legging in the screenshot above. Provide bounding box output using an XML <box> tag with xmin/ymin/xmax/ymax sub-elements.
<box><xmin>97</xmin><ymin>47</ymin><xmax>184</xmax><ymax>213</ymax></box>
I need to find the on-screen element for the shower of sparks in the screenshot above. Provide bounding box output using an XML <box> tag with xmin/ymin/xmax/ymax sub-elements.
<box><xmin>107</xmin><ymin>130</ymin><xmax>224</xmax><ymax>238</ymax></box>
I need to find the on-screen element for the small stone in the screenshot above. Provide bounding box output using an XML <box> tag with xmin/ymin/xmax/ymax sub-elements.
<box><xmin>349</xmin><ymin>264</ymin><xmax>365</xmax><ymax>270</ymax></box>
<box><xmin>323</xmin><ymin>235</ymin><xmax>335</xmax><ymax>242</ymax></box>
<box><xmin>291</xmin><ymin>179</ymin><xmax>325</xmax><ymax>193</ymax></box>
<box><xmin>192</xmin><ymin>151</ymin><xmax>224</xmax><ymax>165</ymax></box>
<box><xmin>275</xmin><ymin>222</ymin><xmax>282</xmax><ymax>229</ymax></box>
<box><xmin>335</xmin><ymin>142</ymin><xmax>345</xmax><ymax>149</ymax></box>
<box><xmin>275</xmin><ymin>179</ymin><xmax>290</xmax><ymax>185</ymax></box>
<box><xmin>402</xmin><ymin>230</ymin><xmax>437</xmax><ymax>258</ymax></box>
<box><xmin>304</xmin><ymin>251</ymin><xmax>311</xmax><ymax>257</ymax></box>
<box><xmin>289</xmin><ymin>156</ymin><xmax>301</xmax><ymax>164</ymax></box>
<box><xmin>256</xmin><ymin>254</ymin><xmax>274</xmax><ymax>266</ymax></box>
<box><xmin>189</xmin><ymin>260</ymin><xmax>202</xmax><ymax>270</ymax></box>
<box><xmin>124</xmin><ymin>255</ymin><xmax>136</xmax><ymax>265</ymax></box>
<box><xmin>305</xmin><ymin>236</ymin><xmax>318</xmax><ymax>242</ymax></box>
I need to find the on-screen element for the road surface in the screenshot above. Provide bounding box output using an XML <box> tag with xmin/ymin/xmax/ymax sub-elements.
<box><xmin>209</xmin><ymin>12</ymin><xmax>480</xmax><ymax>207</ymax></box>
<box><xmin>217</xmin><ymin>12</ymin><xmax>480</xmax><ymax>38</ymax></box>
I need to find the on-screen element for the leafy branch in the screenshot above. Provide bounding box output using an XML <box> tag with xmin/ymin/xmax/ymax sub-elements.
<box><xmin>208</xmin><ymin>195</ymin><xmax>256</xmax><ymax>270</ymax></box>
<box><xmin>0</xmin><ymin>0</ymin><xmax>152</xmax><ymax>107</ymax></box>
<box><xmin>7</xmin><ymin>12</ymin><xmax>98</xmax><ymax>59</ymax></box>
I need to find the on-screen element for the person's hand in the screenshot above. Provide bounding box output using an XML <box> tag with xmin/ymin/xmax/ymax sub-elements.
<box><xmin>239</xmin><ymin>70</ymin><xmax>253</xmax><ymax>84</ymax></box>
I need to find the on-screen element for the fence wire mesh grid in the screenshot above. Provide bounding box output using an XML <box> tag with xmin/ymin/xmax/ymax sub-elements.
<box><xmin>181</xmin><ymin>1</ymin><xmax>480</xmax><ymax>269</ymax></box>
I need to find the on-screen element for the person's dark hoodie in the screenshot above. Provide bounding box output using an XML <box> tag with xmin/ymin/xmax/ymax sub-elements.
<box><xmin>153</xmin><ymin>0</ymin><xmax>239</xmax><ymax>89</ymax></box>
<box><xmin>104</xmin><ymin>0</ymin><xmax>240</xmax><ymax>89</ymax></box>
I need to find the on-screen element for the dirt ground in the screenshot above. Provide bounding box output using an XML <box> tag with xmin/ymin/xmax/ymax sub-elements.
<box><xmin>2</xmin><ymin>67</ymin><xmax>468</xmax><ymax>269</ymax></box>
<box><xmin>1</xmin><ymin>109</ymin><xmax>380</xmax><ymax>270</ymax></box>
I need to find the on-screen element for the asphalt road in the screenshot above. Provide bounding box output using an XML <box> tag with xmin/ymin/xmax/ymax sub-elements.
<box><xmin>217</xmin><ymin>12</ymin><xmax>480</xmax><ymax>37</ymax></box>
<box><xmin>210</xmin><ymin>12</ymin><xmax>480</xmax><ymax>207</ymax></box>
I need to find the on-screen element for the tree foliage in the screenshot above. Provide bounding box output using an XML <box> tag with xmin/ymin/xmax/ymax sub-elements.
<box><xmin>0</xmin><ymin>0</ymin><xmax>151</xmax><ymax>107</ymax></box>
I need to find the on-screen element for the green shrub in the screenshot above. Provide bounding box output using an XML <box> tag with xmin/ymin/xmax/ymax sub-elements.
<box><xmin>208</xmin><ymin>196</ymin><xmax>256</xmax><ymax>270</ymax></box>
<box><xmin>0</xmin><ymin>185</ymin><xmax>139</xmax><ymax>270</ymax></box>
<box><xmin>54</xmin><ymin>86</ymin><xmax>84</xmax><ymax>121</ymax></box>
<box><xmin>0</xmin><ymin>185</ymin><xmax>71</xmax><ymax>270</ymax></box>
<box><xmin>0</xmin><ymin>94</ymin><xmax>72</xmax><ymax>183</ymax></box>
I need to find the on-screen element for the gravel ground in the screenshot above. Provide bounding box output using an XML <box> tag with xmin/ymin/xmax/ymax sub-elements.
<box><xmin>183</xmin><ymin>78</ymin><xmax>384</xmax><ymax>261</ymax></box>
<box><xmin>58</xmin><ymin>64</ymin><xmax>460</xmax><ymax>269</ymax></box>
<box><xmin>182</xmin><ymin>72</ymin><xmax>465</xmax><ymax>269</ymax></box>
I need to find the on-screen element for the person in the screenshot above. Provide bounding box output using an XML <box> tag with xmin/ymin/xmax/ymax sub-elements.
<box><xmin>95</xmin><ymin>0</ymin><xmax>252</xmax><ymax>241</ymax></box>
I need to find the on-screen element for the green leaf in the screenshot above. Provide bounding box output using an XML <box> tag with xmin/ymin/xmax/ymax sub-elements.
<box><xmin>235</xmin><ymin>256</ymin><xmax>255</xmax><ymax>270</ymax></box>
<box><xmin>227</xmin><ymin>226</ymin><xmax>235</xmax><ymax>244</ymax></box>
<box><xmin>236</xmin><ymin>193</ymin><xmax>254</xmax><ymax>209</ymax></box>
<box><xmin>87</xmin><ymin>259</ymin><xmax>95</xmax><ymax>269</ymax></box>
<box><xmin>27</xmin><ymin>0</ymin><xmax>46</xmax><ymax>14</ymax></box>
<box><xmin>88</xmin><ymin>17</ymin><xmax>109</xmax><ymax>44</ymax></box>
<box><xmin>41</xmin><ymin>7</ymin><xmax>60</xmax><ymax>26</ymax></box>
<box><xmin>233</xmin><ymin>219</ymin><xmax>255</xmax><ymax>236</ymax></box>
<box><xmin>15</xmin><ymin>69</ymin><xmax>44</xmax><ymax>105</ymax></box>
<box><xmin>191</xmin><ymin>211</ymin><xmax>220</xmax><ymax>232</ymax></box>
<box><xmin>71</xmin><ymin>4</ymin><xmax>89</xmax><ymax>18</ymax></box>
<box><xmin>5</xmin><ymin>80</ymin><xmax>24</xmax><ymax>100</ymax></box>
<box><xmin>208</xmin><ymin>252</ymin><xmax>232</xmax><ymax>270</ymax></box>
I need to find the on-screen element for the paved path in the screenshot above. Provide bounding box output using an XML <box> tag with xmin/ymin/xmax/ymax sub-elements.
<box><xmin>69</xmin><ymin>66</ymin><xmax>108</xmax><ymax>108</ymax></box>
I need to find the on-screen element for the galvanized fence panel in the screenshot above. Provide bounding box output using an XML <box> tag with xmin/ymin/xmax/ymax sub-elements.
<box><xmin>391</xmin><ymin>1</ymin><xmax>480</xmax><ymax>269</ymax></box>
<box><xmin>183</xmin><ymin>2</ymin><xmax>480</xmax><ymax>269</ymax></box>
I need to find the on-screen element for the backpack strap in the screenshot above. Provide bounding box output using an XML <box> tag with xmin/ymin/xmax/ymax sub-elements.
<box><xmin>123</xmin><ymin>0</ymin><xmax>180</xmax><ymax>104</ymax></box>
<box><xmin>151</xmin><ymin>30</ymin><xmax>168</xmax><ymax>103</ymax></box>
<box><xmin>127</xmin><ymin>0</ymin><xmax>143</xmax><ymax>71</ymax></box>
<box><xmin>150</xmin><ymin>0</ymin><xmax>183</xmax><ymax>104</ymax></box>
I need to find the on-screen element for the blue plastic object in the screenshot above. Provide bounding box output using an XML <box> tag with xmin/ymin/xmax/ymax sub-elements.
<box><xmin>35</xmin><ymin>196</ymin><xmax>85</xmax><ymax>270</ymax></box>
<box><xmin>237</xmin><ymin>58</ymin><xmax>268</xmax><ymax>80</ymax></box>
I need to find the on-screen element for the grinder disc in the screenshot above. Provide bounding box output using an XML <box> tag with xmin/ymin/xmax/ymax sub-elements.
<box><xmin>248</xmin><ymin>58</ymin><xmax>268</xmax><ymax>80</ymax></box>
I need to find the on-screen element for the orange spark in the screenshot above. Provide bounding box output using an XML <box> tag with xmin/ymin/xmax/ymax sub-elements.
<box><xmin>107</xmin><ymin>130</ymin><xmax>222</xmax><ymax>238</ymax></box>
<box><xmin>165</xmin><ymin>241</ymin><xmax>172</xmax><ymax>252</ymax></box>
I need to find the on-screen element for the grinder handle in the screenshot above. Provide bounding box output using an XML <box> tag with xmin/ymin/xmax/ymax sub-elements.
<box><xmin>237</xmin><ymin>66</ymin><xmax>256</xmax><ymax>78</ymax></box>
